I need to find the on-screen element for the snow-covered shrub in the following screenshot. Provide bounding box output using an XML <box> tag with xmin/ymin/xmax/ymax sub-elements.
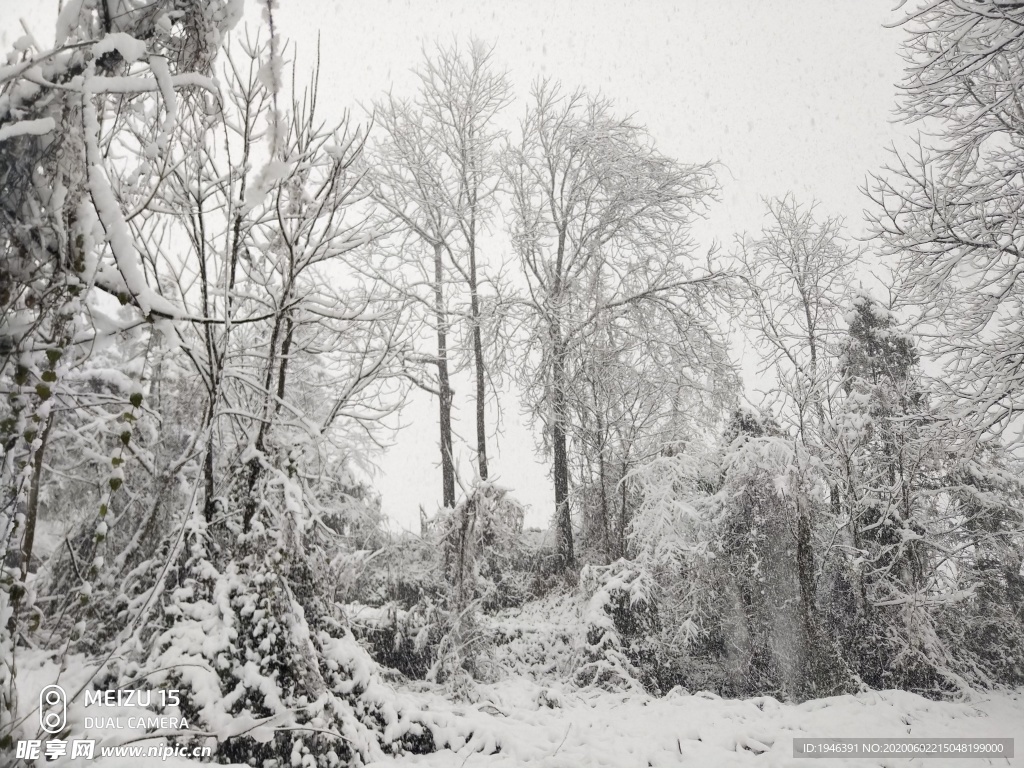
<box><xmin>574</xmin><ymin>559</ymin><xmax>660</xmax><ymax>693</ymax></box>
<box><xmin>710</xmin><ymin>413</ymin><xmax>853</xmax><ymax>701</ymax></box>
<box><xmin>340</xmin><ymin>483</ymin><xmax>529</xmax><ymax>691</ymax></box>
<box><xmin>335</xmin><ymin>533</ymin><xmax>446</xmax><ymax>610</ymax></box>
<box><xmin>142</xmin><ymin>509</ymin><xmax>439</xmax><ymax>766</ymax></box>
<box><xmin>950</xmin><ymin>460</ymin><xmax>1024</xmax><ymax>683</ymax></box>
<box><xmin>510</xmin><ymin>528</ymin><xmax>570</xmax><ymax>599</ymax></box>
<box><xmin>485</xmin><ymin>592</ymin><xmax>578</xmax><ymax>681</ymax></box>
<box><xmin>435</xmin><ymin>481</ymin><xmax>527</xmax><ymax>612</ymax></box>
<box><xmin>626</xmin><ymin>448</ymin><xmax>726</xmax><ymax>693</ymax></box>
<box><xmin>857</xmin><ymin>454</ymin><xmax>1024</xmax><ymax>694</ymax></box>
<box><xmin>338</xmin><ymin>547</ymin><xmax>451</xmax><ymax>683</ymax></box>
<box><xmin>344</xmin><ymin>601</ymin><xmax>440</xmax><ymax>680</ymax></box>
<box><xmin>625</xmin><ymin>410</ymin><xmax>855</xmax><ymax>701</ymax></box>
<box><xmin>319</xmin><ymin>465</ymin><xmax>389</xmax><ymax>551</ymax></box>
<box><xmin>379</xmin><ymin>482</ymin><xmax>527</xmax><ymax>692</ymax></box>
<box><xmin>30</xmin><ymin>449</ymin><xmax>445</xmax><ymax>765</ymax></box>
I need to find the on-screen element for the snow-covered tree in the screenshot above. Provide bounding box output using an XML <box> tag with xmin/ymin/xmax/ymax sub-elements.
<box><xmin>733</xmin><ymin>196</ymin><xmax>857</xmax><ymax>440</ymax></box>
<box><xmin>570</xmin><ymin>298</ymin><xmax>735</xmax><ymax>563</ymax></box>
<box><xmin>0</xmin><ymin>0</ymin><xmax>242</xmax><ymax>742</ymax></box>
<box><xmin>869</xmin><ymin>0</ymin><xmax>1024</xmax><ymax>446</ymax></box>
<box><xmin>364</xmin><ymin>41</ymin><xmax>511</xmax><ymax>507</ymax></box>
<box><xmin>709</xmin><ymin>410</ymin><xmax>852</xmax><ymax>700</ymax></box>
<box><xmin>831</xmin><ymin>294</ymin><xmax>980</xmax><ymax>694</ymax></box>
<box><xmin>151</xmin><ymin>38</ymin><xmax>405</xmax><ymax>533</ymax></box>
<box><xmin>626</xmin><ymin>409</ymin><xmax>851</xmax><ymax>700</ymax></box>
<box><xmin>1</xmin><ymin>6</ymin><xmax>442</xmax><ymax>762</ymax></box>
<box><xmin>503</xmin><ymin>82</ymin><xmax>730</xmax><ymax>570</ymax></box>
<box><xmin>942</xmin><ymin>448</ymin><xmax>1024</xmax><ymax>684</ymax></box>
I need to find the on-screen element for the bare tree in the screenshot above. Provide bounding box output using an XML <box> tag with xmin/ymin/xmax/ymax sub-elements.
<box><xmin>419</xmin><ymin>42</ymin><xmax>512</xmax><ymax>483</ymax></box>
<box><xmin>572</xmin><ymin>299</ymin><xmax>735</xmax><ymax>562</ymax></box>
<box><xmin>364</xmin><ymin>42</ymin><xmax>510</xmax><ymax>508</ymax></box>
<box><xmin>136</xmin><ymin>39</ymin><xmax>405</xmax><ymax>533</ymax></box>
<box><xmin>503</xmin><ymin>82</ymin><xmax>727</xmax><ymax>570</ymax></box>
<box><xmin>869</xmin><ymin>0</ymin><xmax>1024</xmax><ymax>447</ymax></box>
<box><xmin>733</xmin><ymin>196</ymin><xmax>857</xmax><ymax>439</ymax></box>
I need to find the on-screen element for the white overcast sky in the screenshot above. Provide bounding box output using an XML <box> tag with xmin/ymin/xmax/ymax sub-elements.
<box><xmin>4</xmin><ymin>1</ymin><xmax>913</xmax><ymax>531</ymax></box>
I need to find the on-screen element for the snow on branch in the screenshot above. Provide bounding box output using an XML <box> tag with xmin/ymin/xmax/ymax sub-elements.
<box><xmin>92</xmin><ymin>32</ymin><xmax>148</xmax><ymax>64</ymax></box>
<box><xmin>83</xmin><ymin>71</ymin><xmax>217</xmax><ymax>96</ymax></box>
<box><xmin>82</xmin><ymin>92</ymin><xmax>180</xmax><ymax>321</ymax></box>
<box><xmin>0</xmin><ymin>117</ymin><xmax>55</xmax><ymax>142</ymax></box>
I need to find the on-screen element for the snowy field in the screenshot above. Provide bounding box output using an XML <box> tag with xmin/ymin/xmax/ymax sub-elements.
<box><xmin>27</xmin><ymin>677</ymin><xmax>1024</xmax><ymax>767</ymax></box>
<box><xmin>15</xmin><ymin>594</ymin><xmax>1024</xmax><ymax>768</ymax></box>
<box><xmin>372</xmin><ymin>682</ymin><xmax>1024</xmax><ymax>768</ymax></box>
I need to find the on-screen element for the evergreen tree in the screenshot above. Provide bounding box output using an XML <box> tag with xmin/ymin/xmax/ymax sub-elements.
<box><xmin>835</xmin><ymin>294</ymin><xmax>969</xmax><ymax>694</ymax></box>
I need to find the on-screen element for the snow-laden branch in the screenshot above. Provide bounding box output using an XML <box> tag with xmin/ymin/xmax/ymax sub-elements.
<box><xmin>83</xmin><ymin>71</ymin><xmax>217</xmax><ymax>95</ymax></box>
<box><xmin>0</xmin><ymin>117</ymin><xmax>55</xmax><ymax>142</ymax></box>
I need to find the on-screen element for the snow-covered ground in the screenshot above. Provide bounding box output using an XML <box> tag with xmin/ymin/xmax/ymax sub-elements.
<box><xmin>373</xmin><ymin>586</ymin><xmax>1024</xmax><ymax>767</ymax></box>
<box><xmin>373</xmin><ymin>681</ymin><xmax>1024</xmax><ymax>768</ymax></box>
<box><xmin>14</xmin><ymin>587</ymin><xmax>1023</xmax><ymax>767</ymax></box>
<box><xmin>14</xmin><ymin>630</ymin><xmax>1024</xmax><ymax>766</ymax></box>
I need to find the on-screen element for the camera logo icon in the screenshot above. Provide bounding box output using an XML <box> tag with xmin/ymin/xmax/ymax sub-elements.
<box><xmin>39</xmin><ymin>684</ymin><xmax>66</xmax><ymax>734</ymax></box>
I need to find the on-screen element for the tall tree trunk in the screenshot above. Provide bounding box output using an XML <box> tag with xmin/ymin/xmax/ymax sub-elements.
<box><xmin>244</xmin><ymin>295</ymin><xmax>286</xmax><ymax>531</ymax></box>
<box><xmin>795</xmin><ymin>506</ymin><xmax>816</xmax><ymax>638</ymax></box>
<box><xmin>203</xmin><ymin>405</ymin><xmax>217</xmax><ymax>521</ymax></box>
<box><xmin>595</xmin><ymin>403</ymin><xmax>611</xmax><ymax>562</ymax></box>
<box><xmin>552</xmin><ymin>333</ymin><xmax>573</xmax><ymax>570</ymax></box>
<box><xmin>18</xmin><ymin>415</ymin><xmax>53</xmax><ymax>576</ymax></box>
<box><xmin>7</xmin><ymin>412</ymin><xmax>54</xmax><ymax>634</ymax></box>
<box><xmin>842</xmin><ymin>455</ymin><xmax>869</xmax><ymax>623</ymax></box>
<box><xmin>469</xmin><ymin>229</ymin><xmax>488</xmax><ymax>481</ymax></box>
<box><xmin>618</xmin><ymin>458</ymin><xmax>630</xmax><ymax>560</ymax></box>
<box><xmin>434</xmin><ymin>243</ymin><xmax>456</xmax><ymax>508</ymax></box>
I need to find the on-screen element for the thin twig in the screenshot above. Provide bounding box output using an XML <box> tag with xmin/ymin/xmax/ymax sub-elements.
<box><xmin>552</xmin><ymin>723</ymin><xmax>572</xmax><ymax>756</ymax></box>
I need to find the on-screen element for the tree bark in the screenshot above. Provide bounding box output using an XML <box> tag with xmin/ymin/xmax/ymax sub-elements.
<box><xmin>619</xmin><ymin>458</ymin><xmax>630</xmax><ymax>560</ymax></box>
<box><xmin>594</xmin><ymin>398</ymin><xmax>611</xmax><ymax>561</ymax></box>
<box><xmin>434</xmin><ymin>243</ymin><xmax>456</xmax><ymax>508</ymax></box>
<box><xmin>469</xmin><ymin>230</ymin><xmax>488</xmax><ymax>481</ymax></box>
<box><xmin>552</xmin><ymin>333</ymin><xmax>574</xmax><ymax>569</ymax></box>
<box><xmin>203</xmin><ymin>405</ymin><xmax>217</xmax><ymax>521</ymax></box>
<box><xmin>19</xmin><ymin>413</ymin><xmax>53</xmax><ymax>580</ymax></box>
<box><xmin>8</xmin><ymin>412</ymin><xmax>54</xmax><ymax>634</ymax></box>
